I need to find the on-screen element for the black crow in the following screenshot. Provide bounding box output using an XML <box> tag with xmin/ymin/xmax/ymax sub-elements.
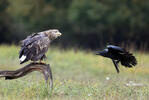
<box><xmin>96</xmin><ymin>45</ymin><xmax>137</xmax><ymax>73</ymax></box>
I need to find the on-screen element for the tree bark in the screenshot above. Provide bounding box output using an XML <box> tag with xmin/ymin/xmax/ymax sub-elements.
<box><xmin>0</xmin><ymin>62</ymin><xmax>53</xmax><ymax>91</ymax></box>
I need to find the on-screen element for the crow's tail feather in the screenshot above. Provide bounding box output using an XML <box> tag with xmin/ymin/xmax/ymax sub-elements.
<box><xmin>121</xmin><ymin>52</ymin><xmax>137</xmax><ymax>68</ymax></box>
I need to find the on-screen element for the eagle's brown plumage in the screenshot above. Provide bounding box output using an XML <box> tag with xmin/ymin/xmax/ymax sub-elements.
<box><xmin>19</xmin><ymin>29</ymin><xmax>62</xmax><ymax>64</ymax></box>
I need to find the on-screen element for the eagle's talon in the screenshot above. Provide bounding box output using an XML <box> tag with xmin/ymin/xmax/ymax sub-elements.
<box><xmin>39</xmin><ymin>60</ymin><xmax>46</xmax><ymax>64</ymax></box>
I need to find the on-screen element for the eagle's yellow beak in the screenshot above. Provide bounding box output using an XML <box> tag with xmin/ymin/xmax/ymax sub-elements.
<box><xmin>56</xmin><ymin>32</ymin><xmax>62</xmax><ymax>37</ymax></box>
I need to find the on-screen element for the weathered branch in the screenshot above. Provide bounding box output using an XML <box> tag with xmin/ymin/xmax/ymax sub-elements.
<box><xmin>0</xmin><ymin>62</ymin><xmax>53</xmax><ymax>91</ymax></box>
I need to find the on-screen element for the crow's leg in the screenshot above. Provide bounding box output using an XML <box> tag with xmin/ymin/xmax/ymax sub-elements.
<box><xmin>112</xmin><ymin>59</ymin><xmax>120</xmax><ymax>73</ymax></box>
<box><xmin>116</xmin><ymin>60</ymin><xmax>120</xmax><ymax>66</ymax></box>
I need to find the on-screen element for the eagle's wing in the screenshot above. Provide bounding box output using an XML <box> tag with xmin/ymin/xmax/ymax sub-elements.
<box><xmin>20</xmin><ymin>33</ymin><xmax>40</xmax><ymax>47</ymax></box>
<box><xmin>19</xmin><ymin>33</ymin><xmax>41</xmax><ymax>58</ymax></box>
<box><xmin>19</xmin><ymin>34</ymin><xmax>50</xmax><ymax>64</ymax></box>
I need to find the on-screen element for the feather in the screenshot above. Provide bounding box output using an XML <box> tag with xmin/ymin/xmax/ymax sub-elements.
<box><xmin>107</xmin><ymin>45</ymin><xmax>126</xmax><ymax>53</ymax></box>
<box><xmin>20</xmin><ymin>55</ymin><xmax>26</xmax><ymax>62</ymax></box>
<box><xmin>120</xmin><ymin>52</ymin><xmax>137</xmax><ymax>67</ymax></box>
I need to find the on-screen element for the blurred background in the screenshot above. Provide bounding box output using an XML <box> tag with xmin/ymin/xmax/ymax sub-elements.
<box><xmin>0</xmin><ymin>1</ymin><xmax>149</xmax><ymax>99</ymax></box>
<box><xmin>0</xmin><ymin>0</ymin><xmax>149</xmax><ymax>50</ymax></box>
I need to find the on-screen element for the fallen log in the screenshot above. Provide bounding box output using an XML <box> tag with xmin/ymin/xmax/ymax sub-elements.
<box><xmin>0</xmin><ymin>62</ymin><xmax>53</xmax><ymax>91</ymax></box>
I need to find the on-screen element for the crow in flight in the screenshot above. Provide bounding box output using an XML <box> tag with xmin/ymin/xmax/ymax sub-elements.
<box><xmin>96</xmin><ymin>45</ymin><xmax>137</xmax><ymax>73</ymax></box>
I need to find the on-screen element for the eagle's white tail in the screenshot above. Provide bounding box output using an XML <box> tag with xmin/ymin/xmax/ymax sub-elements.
<box><xmin>20</xmin><ymin>55</ymin><xmax>26</xmax><ymax>62</ymax></box>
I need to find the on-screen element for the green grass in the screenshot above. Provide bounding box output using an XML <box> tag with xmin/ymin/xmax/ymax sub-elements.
<box><xmin>0</xmin><ymin>45</ymin><xmax>149</xmax><ymax>100</ymax></box>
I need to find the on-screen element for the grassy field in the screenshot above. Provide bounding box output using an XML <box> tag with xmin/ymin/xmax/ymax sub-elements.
<box><xmin>0</xmin><ymin>45</ymin><xmax>149</xmax><ymax>100</ymax></box>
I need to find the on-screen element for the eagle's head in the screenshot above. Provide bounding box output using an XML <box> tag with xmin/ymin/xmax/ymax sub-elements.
<box><xmin>44</xmin><ymin>29</ymin><xmax>62</xmax><ymax>40</ymax></box>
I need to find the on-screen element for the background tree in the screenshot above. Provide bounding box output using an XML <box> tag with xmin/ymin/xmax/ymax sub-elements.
<box><xmin>0</xmin><ymin>0</ymin><xmax>148</xmax><ymax>50</ymax></box>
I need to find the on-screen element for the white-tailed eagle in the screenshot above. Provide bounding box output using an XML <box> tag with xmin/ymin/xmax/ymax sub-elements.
<box><xmin>19</xmin><ymin>29</ymin><xmax>62</xmax><ymax>64</ymax></box>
